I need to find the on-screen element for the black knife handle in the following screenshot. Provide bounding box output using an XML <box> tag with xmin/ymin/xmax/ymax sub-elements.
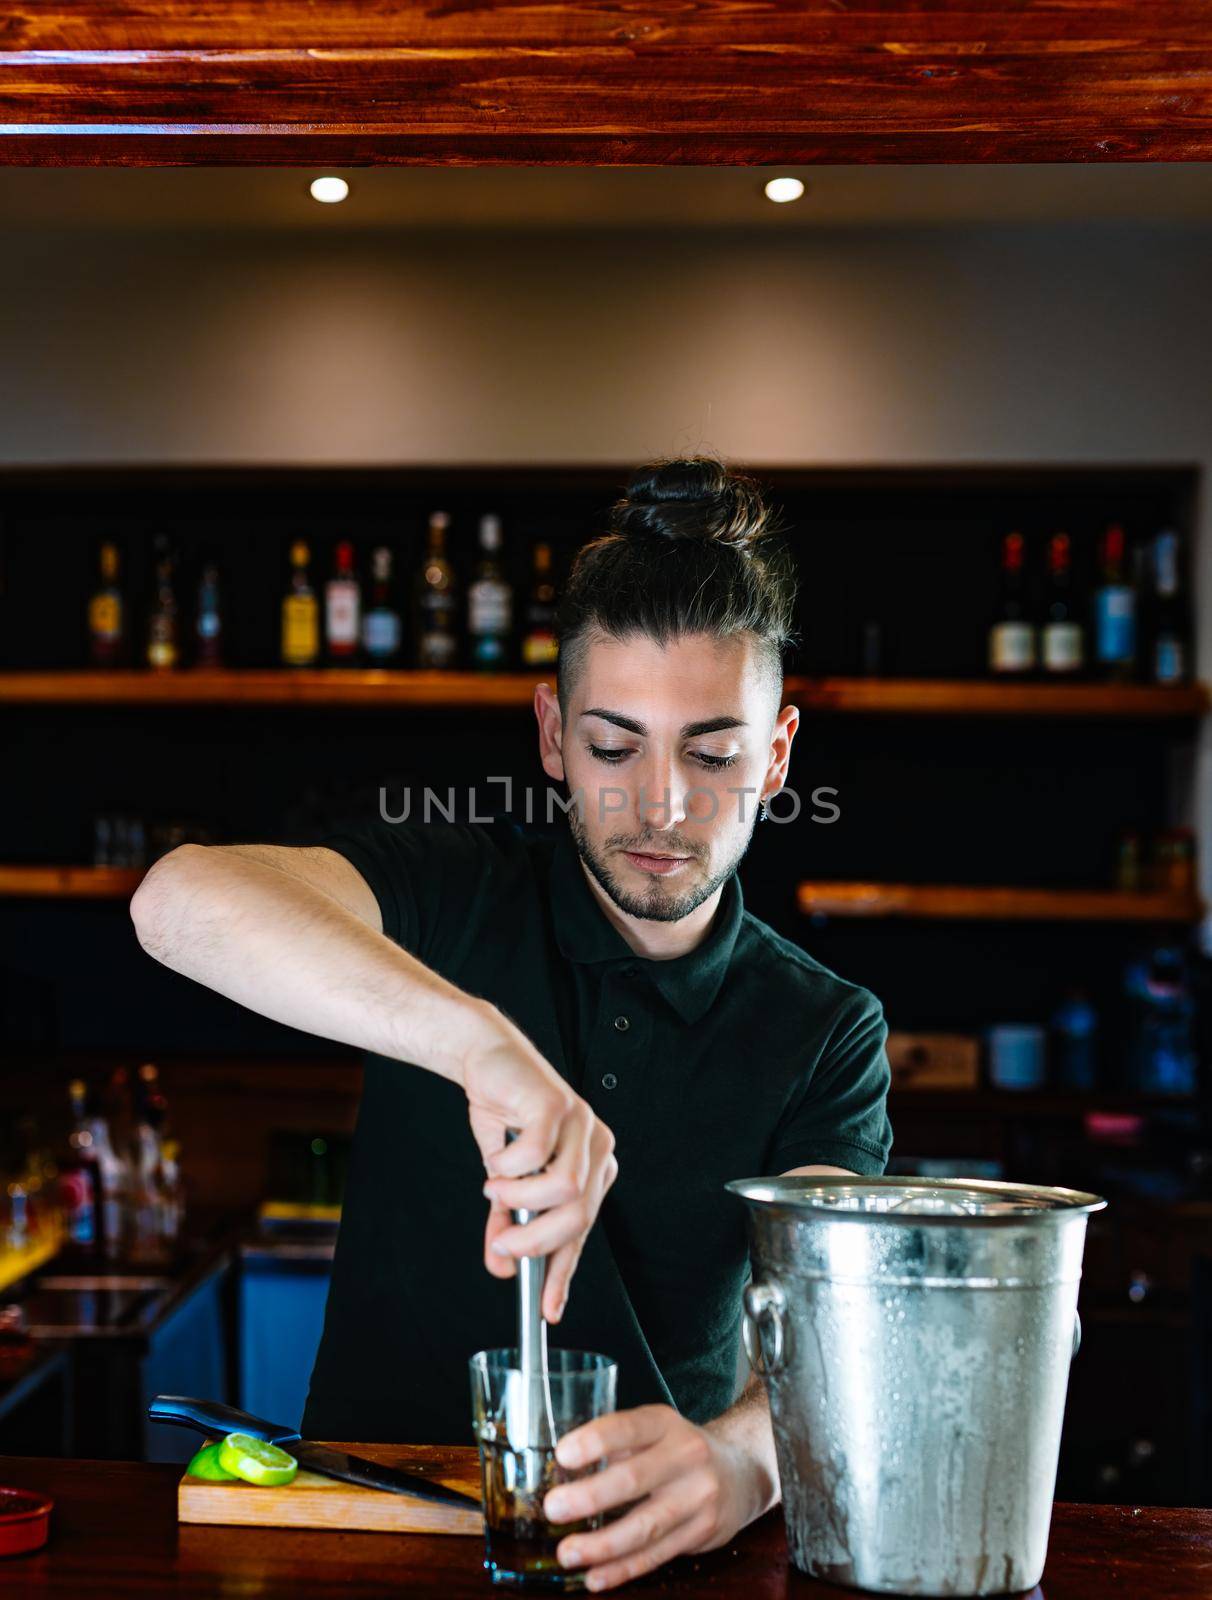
<box><xmin>147</xmin><ymin>1395</ymin><xmax>300</xmax><ymax>1446</ymax></box>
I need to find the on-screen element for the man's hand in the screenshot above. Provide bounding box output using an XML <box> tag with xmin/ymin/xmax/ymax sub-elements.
<box><xmin>539</xmin><ymin>1403</ymin><xmax>773</xmax><ymax>1592</ymax></box>
<box><xmin>461</xmin><ymin>1002</ymin><xmax>617</xmax><ymax>1323</ymax></box>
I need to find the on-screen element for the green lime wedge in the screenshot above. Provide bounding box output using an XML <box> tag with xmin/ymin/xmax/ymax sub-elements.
<box><xmin>186</xmin><ymin>1441</ymin><xmax>238</xmax><ymax>1482</ymax></box>
<box><xmin>217</xmin><ymin>1432</ymin><xmax>299</xmax><ymax>1488</ymax></box>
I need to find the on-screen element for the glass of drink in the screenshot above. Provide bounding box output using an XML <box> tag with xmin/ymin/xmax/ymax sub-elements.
<box><xmin>469</xmin><ymin>1348</ymin><xmax>617</xmax><ymax>1590</ymax></box>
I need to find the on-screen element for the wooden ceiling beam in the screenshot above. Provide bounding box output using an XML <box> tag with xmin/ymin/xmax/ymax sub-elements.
<box><xmin>1</xmin><ymin>2</ymin><xmax>1211</xmax><ymax>165</ymax></box>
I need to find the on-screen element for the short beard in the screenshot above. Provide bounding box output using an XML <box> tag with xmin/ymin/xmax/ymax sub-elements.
<box><xmin>567</xmin><ymin>808</ymin><xmax>750</xmax><ymax>924</ymax></box>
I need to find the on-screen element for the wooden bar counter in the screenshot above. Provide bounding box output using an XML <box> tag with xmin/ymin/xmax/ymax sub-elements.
<box><xmin>2</xmin><ymin>1453</ymin><xmax>1211</xmax><ymax>1598</ymax></box>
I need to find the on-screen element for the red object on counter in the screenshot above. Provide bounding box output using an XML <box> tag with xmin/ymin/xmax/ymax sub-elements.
<box><xmin>0</xmin><ymin>1486</ymin><xmax>52</xmax><ymax>1557</ymax></box>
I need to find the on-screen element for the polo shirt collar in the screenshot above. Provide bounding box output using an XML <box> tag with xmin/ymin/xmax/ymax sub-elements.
<box><xmin>550</xmin><ymin>825</ymin><xmax>743</xmax><ymax>1024</ymax></box>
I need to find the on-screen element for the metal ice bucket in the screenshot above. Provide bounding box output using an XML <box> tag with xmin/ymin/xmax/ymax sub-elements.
<box><xmin>727</xmin><ymin>1177</ymin><xmax>1106</xmax><ymax>1597</ymax></box>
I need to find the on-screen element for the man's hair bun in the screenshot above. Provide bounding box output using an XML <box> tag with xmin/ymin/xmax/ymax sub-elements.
<box><xmin>555</xmin><ymin>453</ymin><xmax>797</xmax><ymax>709</ymax></box>
<box><xmin>608</xmin><ymin>456</ymin><xmax>777</xmax><ymax>553</ymax></box>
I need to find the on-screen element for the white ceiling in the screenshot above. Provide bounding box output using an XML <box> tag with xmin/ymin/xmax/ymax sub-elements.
<box><xmin>2</xmin><ymin>164</ymin><xmax>1212</xmax><ymax>232</ymax></box>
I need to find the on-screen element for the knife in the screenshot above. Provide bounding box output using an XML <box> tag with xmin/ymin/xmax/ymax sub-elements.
<box><xmin>148</xmin><ymin>1395</ymin><xmax>481</xmax><ymax>1512</ymax></box>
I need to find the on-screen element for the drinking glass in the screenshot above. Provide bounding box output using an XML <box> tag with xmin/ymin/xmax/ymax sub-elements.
<box><xmin>469</xmin><ymin>1348</ymin><xmax>617</xmax><ymax>1590</ymax></box>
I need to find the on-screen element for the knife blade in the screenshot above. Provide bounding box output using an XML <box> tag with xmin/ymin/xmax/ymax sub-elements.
<box><xmin>148</xmin><ymin>1394</ymin><xmax>481</xmax><ymax>1512</ymax></box>
<box><xmin>288</xmin><ymin>1440</ymin><xmax>481</xmax><ymax>1509</ymax></box>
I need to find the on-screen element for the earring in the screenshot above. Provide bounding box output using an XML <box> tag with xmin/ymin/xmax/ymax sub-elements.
<box><xmin>757</xmin><ymin>797</ymin><xmax>768</xmax><ymax>822</ymax></box>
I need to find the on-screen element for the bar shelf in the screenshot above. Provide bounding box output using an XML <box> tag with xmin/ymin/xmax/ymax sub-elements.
<box><xmin>0</xmin><ymin>670</ymin><xmax>1205</xmax><ymax>717</ymax></box>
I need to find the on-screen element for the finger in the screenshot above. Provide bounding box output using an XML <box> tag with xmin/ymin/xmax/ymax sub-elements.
<box><xmin>483</xmin><ymin>1169</ymin><xmax>579</xmax><ymax>1213</ymax></box>
<box><xmin>483</xmin><ymin>1202</ymin><xmax>517</xmax><ymax>1279</ymax></box>
<box><xmin>541</xmin><ymin>1237</ymin><xmax>583</xmax><ymax>1323</ymax></box>
<box><xmin>555</xmin><ymin>1405</ymin><xmax>674</xmax><ymax>1471</ymax></box>
<box><xmin>560</xmin><ymin>1502</ymin><xmax>715</xmax><ymax>1591</ymax></box>
<box><xmin>545</xmin><ymin>1448</ymin><xmax>684</xmax><ymax>1526</ymax></box>
<box><xmin>490</xmin><ymin>1202</ymin><xmax>589</xmax><ymax>1263</ymax></box>
<box><xmin>551</xmin><ymin>1103</ymin><xmax>593</xmax><ymax>1195</ymax></box>
<box><xmin>483</xmin><ymin>1106</ymin><xmax>567</xmax><ymax>1179</ymax></box>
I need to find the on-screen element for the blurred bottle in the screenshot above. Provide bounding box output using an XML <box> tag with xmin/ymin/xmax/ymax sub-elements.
<box><xmin>1113</xmin><ymin>827</ymin><xmax>1144</xmax><ymax>892</ymax></box>
<box><xmin>413</xmin><ymin>511</ymin><xmax>459</xmax><ymax>669</ymax></box>
<box><xmin>1151</xmin><ymin>827</ymin><xmax>1197</xmax><ymax>895</ymax></box>
<box><xmin>194</xmin><ymin>560</ymin><xmax>225</xmax><ymax>668</ymax></box>
<box><xmin>988</xmin><ymin>531</ymin><xmax>1035</xmax><ymax>677</ymax></box>
<box><xmin>1050</xmin><ymin>989</ymin><xmax>1098</xmax><ymax>1091</ymax></box>
<box><xmin>1093</xmin><ymin>523</ymin><xmax>1136</xmax><ymax>681</ymax></box>
<box><xmin>1124</xmin><ymin>944</ymin><xmax>1198</xmax><ymax>1095</ymax></box>
<box><xmin>1148</xmin><ymin>529</ymin><xmax>1189</xmax><ymax>685</ymax></box>
<box><xmin>325</xmin><ymin>540</ymin><xmax>362</xmax><ymax>664</ymax></box>
<box><xmin>1040</xmin><ymin>532</ymin><xmax>1084</xmax><ymax>677</ymax></box>
<box><xmin>145</xmin><ymin>536</ymin><xmax>180</xmax><ymax>671</ymax></box>
<box><xmin>85</xmin><ymin>1086</ymin><xmax>129</xmax><ymax>1257</ymax></box>
<box><xmin>131</xmin><ymin>1120</ymin><xmax>163</xmax><ymax>1258</ymax></box>
<box><xmin>521</xmin><ymin>541</ymin><xmax>559</xmax><ymax>667</ymax></box>
<box><xmin>159</xmin><ymin>1139</ymin><xmax>183</xmax><ymax>1243</ymax></box>
<box><xmin>88</xmin><ymin>540</ymin><xmax>126</xmax><ymax>667</ymax></box>
<box><xmin>57</xmin><ymin>1078</ymin><xmax>99</xmax><ymax>1250</ymax></box>
<box><xmin>281</xmin><ymin>540</ymin><xmax>320</xmax><ymax>667</ymax></box>
<box><xmin>467</xmin><ymin>514</ymin><xmax>513</xmax><ymax>671</ymax></box>
<box><xmin>361</xmin><ymin>546</ymin><xmax>402</xmax><ymax>665</ymax></box>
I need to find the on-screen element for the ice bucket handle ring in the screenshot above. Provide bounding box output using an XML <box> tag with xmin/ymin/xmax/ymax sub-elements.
<box><xmin>742</xmin><ymin>1281</ymin><xmax>787</xmax><ymax>1376</ymax></box>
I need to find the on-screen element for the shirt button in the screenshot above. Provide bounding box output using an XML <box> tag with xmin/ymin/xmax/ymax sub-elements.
<box><xmin>602</xmin><ymin>1073</ymin><xmax>619</xmax><ymax>1090</ymax></box>
<box><xmin>613</xmin><ymin>1015</ymin><xmax>630</xmax><ymax>1033</ymax></box>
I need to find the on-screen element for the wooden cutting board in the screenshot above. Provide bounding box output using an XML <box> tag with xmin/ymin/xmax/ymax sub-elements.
<box><xmin>178</xmin><ymin>1442</ymin><xmax>482</xmax><ymax>1535</ymax></box>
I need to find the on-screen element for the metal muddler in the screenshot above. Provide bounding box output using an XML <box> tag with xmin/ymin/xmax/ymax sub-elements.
<box><xmin>499</xmin><ymin>1130</ymin><xmax>557</xmax><ymax>1495</ymax></box>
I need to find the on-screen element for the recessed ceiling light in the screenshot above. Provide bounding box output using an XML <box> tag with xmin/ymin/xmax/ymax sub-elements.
<box><xmin>764</xmin><ymin>177</ymin><xmax>805</xmax><ymax>205</ymax></box>
<box><xmin>310</xmin><ymin>176</ymin><xmax>350</xmax><ymax>204</ymax></box>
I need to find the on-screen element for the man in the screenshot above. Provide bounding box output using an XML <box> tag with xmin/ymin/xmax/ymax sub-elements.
<box><xmin>131</xmin><ymin>455</ymin><xmax>891</xmax><ymax>1591</ymax></box>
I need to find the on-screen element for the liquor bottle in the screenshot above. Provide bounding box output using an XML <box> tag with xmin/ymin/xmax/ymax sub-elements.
<box><xmin>467</xmin><ymin>514</ymin><xmax>514</xmax><ymax>671</ymax></box>
<box><xmin>281</xmin><ymin>540</ymin><xmax>320</xmax><ymax>667</ymax></box>
<box><xmin>1050</xmin><ymin>989</ymin><xmax>1098</xmax><ymax>1091</ymax></box>
<box><xmin>1149</xmin><ymin>529</ymin><xmax>1189</xmax><ymax>685</ymax></box>
<box><xmin>987</xmin><ymin>531</ymin><xmax>1035</xmax><ymax>677</ymax></box>
<box><xmin>325</xmin><ymin>540</ymin><xmax>362</xmax><ymax>664</ymax></box>
<box><xmin>131</xmin><ymin>1065</ymin><xmax>166</xmax><ymax>1259</ymax></box>
<box><xmin>145</xmin><ymin>536</ymin><xmax>180</xmax><ymax>671</ymax></box>
<box><xmin>88</xmin><ymin>541</ymin><xmax>125</xmax><ymax>667</ymax></box>
<box><xmin>57</xmin><ymin>1078</ymin><xmax>98</xmax><ymax>1250</ymax></box>
<box><xmin>361</xmin><ymin>545</ymin><xmax>403</xmax><ymax>665</ymax></box>
<box><xmin>194</xmin><ymin>560</ymin><xmax>224</xmax><ymax>668</ymax></box>
<box><xmin>85</xmin><ymin>1084</ymin><xmax>129</xmax><ymax>1258</ymax></box>
<box><xmin>159</xmin><ymin>1138</ymin><xmax>183</xmax><ymax>1242</ymax></box>
<box><xmin>1040</xmin><ymin>532</ymin><xmax>1084</xmax><ymax>677</ymax></box>
<box><xmin>521</xmin><ymin>541</ymin><xmax>559</xmax><ymax>667</ymax></box>
<box><xmin>1093</xmin><ymin>522</ymin><xmax>1136</xmax><ymax>681</ymax></box>
<box><xmin>413</xmin><ymin>511</ymin><xmax>459</xmax><ymax>669</ymax></box>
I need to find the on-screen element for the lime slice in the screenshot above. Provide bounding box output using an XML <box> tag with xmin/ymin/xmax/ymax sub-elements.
<box><xmin>217</xmin><ymin>1432</ymin><xmax>299</xmax><ymax>1487</ymax></box>
<box><xmin>186</xmin><ymin>1441</ymin><xmax>238</xmax><ymax>1482</ymax></box>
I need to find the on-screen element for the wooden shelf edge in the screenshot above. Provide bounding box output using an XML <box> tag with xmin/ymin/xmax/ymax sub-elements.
<box><xmin>0</xmin><ymin>669</ymin><xmax>549</xmax><ymax>707</ymax></box>
<box><xmin>797</xmin><ymin>882</ymin><xmax>1205</xmax><ymax>923</ymax></box>
<box><xmin>785</xmin><ymin>678</ymin><xmax>1209</xmax><ymax>718</ymax></box>
<box><xmin>0</xmin><ymin>671</ymin><xmax>1204</xmax><ymax>717</ymax></box>
<box><xmin>0</xmin><ymin>865</ymin><xmax>145</xmax><ymax>898</ymax></box>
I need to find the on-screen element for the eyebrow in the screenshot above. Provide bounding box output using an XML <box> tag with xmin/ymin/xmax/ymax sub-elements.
<box><xmin>580</xmin><ymin>708</ymin><xmax>747</xmax><ymax>738</ymax></box>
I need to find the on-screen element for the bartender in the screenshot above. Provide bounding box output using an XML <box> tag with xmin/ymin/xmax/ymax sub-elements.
<box><xmin>131</xmin><ymin>455</ymin><xmax>892</xmax><ymax>1591</ymax></box>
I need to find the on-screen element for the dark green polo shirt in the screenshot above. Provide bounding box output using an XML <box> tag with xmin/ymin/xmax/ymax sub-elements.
<box><xmin>302</xmin><ymin>820</ymin><xmax>891</xmax><ymax>1445</ymax></box>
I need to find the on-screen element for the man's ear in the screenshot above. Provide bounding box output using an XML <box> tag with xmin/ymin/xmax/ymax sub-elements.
<box><xmin>534</xmin><ymin>682</ymin><xmax>566</xmax><ymax>782</ymax></box>
<box><xmin>762</xmin><ymin>703</ymin><xmax>800</xmax><ymax>805</ymax></box>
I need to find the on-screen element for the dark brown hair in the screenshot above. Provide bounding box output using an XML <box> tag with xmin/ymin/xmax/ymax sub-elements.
<box><xmin>556</xmin><ymin>456</ymin><xmax>796</xmax><ymax>708</ymax></box>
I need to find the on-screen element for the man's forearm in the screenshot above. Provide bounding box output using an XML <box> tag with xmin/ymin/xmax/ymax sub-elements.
<box><xmin>703</xmin><ymin>1371</ymin><xmax>781</xmax><ymax>1526</ymax></box>
<box><xmin>131</xmin><ymin>844</ymin><xmax>487</xmax><ymax>1082</ymax></box>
